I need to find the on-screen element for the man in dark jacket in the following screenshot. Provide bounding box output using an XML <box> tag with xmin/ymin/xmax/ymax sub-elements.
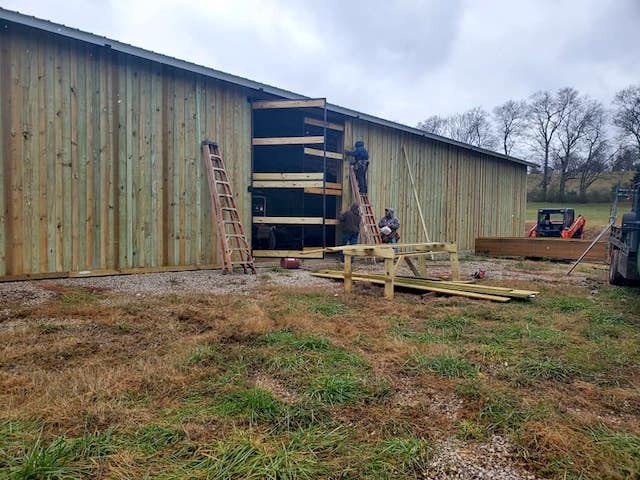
<box><xmin>345</xmin><ymin>140</ymin><xmax>369</xmax><ymax>194</ymax></box>
<box><xmin>338</xmin><ymin>203</ymin><xmax>361</xmax><ymax>262</ymax></box>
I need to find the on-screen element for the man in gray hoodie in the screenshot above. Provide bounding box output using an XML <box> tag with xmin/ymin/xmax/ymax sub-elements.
<box><xmin>378</xmin><ymin>207</ymin><xmax>400</xmax><ymax>244</ymax></box>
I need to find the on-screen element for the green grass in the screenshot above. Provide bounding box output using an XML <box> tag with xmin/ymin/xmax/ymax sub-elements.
<box><xmin>406</xmin><ymin>353</ymin><xmax>478</xmax><ymax>379</ymax></box>
<box><xmin>187</xmin><ymin>429</ymin><xmax>340</xmax><ymax>479</ymax></box>
<box><xmin>3</xmin><ymin>265</ymin><xmax>640</xmax><ymax>480</ymax></box>
<box><xmin>526</xmin><ymin>201</ymin><xmax>632</xmax><ymax>228</ymax></box>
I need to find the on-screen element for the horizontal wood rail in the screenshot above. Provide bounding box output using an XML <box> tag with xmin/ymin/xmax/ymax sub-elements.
<box><xmin>304</xmin><ymin>188</ymin><xmax>342</xmax><ymax>196</ymax></box>
<box><xmin>304</xmin><ymin>117</ymin><xmax>344</xmax><ymax>131</ymax></box>
<box><xmin>253</xmin><ymin>136</ymin><xmax>324</xmax><ymax>146</ymax></box>
<box><xmin>304</xmin><ymin>147</ymin><xmax>343</xmax><ymax>160</ymax></box>
<box><xmin>252</xmin><ymin>172</ymin><xmax>324</xmax><ymax>180</ymax></box>
<box><xmin>253</xmin><ymin>217</ymin><xmax>324</xmax><ymax>225</ymax></box>
<box><xmin>252</xmin><ymin>180</ymin><xmax>324</xmax><ymax>188</ymax></box>
<box><xmin>253</xmin><ymin>250</ymin><xmax>324</xmax><ymax>258</ymax></box>
<box><xmin>252</xmin><ymin>99</ymin><xmax>326</xmax><ymax>109</ymax></box>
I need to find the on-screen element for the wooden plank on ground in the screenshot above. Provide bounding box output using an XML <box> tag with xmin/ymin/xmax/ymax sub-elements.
<box><xmin>475</xmin><ymin>237</ymin><xmax>608</xmax><ymax>263</ymax></box>
<box><xmin>252</xmin><ymin>99</ymin><xmax>326</xmax><ymax>109</ymax></box>
<box><xmin>311</xmin><ymin>270</ymin><xmax>511</xmax><ymax>302</ymax></box>
<box><xmin>253</xmin><ymin>136</ymin><xmax>324</xmax><ymax>146</ymax></box>
<box><xmin>253</xmin><ymin>172</ymin><xmax>324</xmax><ymax>181</ymax></box>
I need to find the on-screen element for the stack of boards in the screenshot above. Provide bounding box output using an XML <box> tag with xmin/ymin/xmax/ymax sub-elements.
<box><xmin>311</xmin><ymin>270</ymin><xmax>538</xmax><ymax>303</ymax></box>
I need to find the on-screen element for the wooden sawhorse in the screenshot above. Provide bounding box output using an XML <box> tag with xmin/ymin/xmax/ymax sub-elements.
<box><xmin>327</xmin><ymin>242</ymin><xmax>460</xmax><ymax>299</ymax></box>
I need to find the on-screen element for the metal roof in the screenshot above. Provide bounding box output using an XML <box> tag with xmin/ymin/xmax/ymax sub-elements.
<box><xmin>0</xmin><ymin>7</ymin><xmax>533</xmax><ymax>167</ymax></box>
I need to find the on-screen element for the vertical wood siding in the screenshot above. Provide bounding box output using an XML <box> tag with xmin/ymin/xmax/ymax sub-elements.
<box><xmin>343</xmin><ymin>119</ymin><xmax>527</xmax><ymax>250</ymax></box>
<box><xmin>0</xmin><ymin>22</ymin><xmax>527</xmax><ymax>279</ymax></box>
<box><xmin>0</xmin><ymin>24</ymin><xmax>252</xmax><ymax>277</ymax></box>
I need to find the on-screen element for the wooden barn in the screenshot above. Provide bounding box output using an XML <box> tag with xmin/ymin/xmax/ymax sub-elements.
<box><xmin>0</xmin><ymin>8</ymin><xmax>531</xmax><ymax>281</ymax></box>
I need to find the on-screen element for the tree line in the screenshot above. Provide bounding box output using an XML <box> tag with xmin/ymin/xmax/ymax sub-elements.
<box><xmin>416</xmin><ymin>84</ymin><xmax>640</xmax><ymax>202</ymax></box>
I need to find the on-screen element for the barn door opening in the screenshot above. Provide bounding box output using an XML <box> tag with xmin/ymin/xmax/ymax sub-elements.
<box><xmin>251</xmin><ymin>99</ymin><xmax>344</xmax><ymax>258</ymax></box>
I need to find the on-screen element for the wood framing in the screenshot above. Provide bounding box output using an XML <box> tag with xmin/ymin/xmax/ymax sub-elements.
<box><xmin>253</xmin><ymin>217</ymin><xmax>324</xmax><ymax>225</ymax></box>
<box><xmin>304</xmin><ymin>188</ymin><xmax>342</xmax><ymax>196</ymax></box>
<box><xmin>304</xmin><ymin>147</ymin><xmax>344</xmax><ymax>160</ymax></box>
<box><xmin>252</xmin><ymin>250</ymin><xmax>324</xmax><ymax>258</ymax></box>
<box><xmin>253</xmin><ymin>136</ymin><xmax>324</xmax><ymax>146</ymax></box>
<box><xmin>252</xmin><ymin>172</ymin><xmax>324</xmax><ymax>181</ymax></box>
<box><xmin>325</xmin><ymin>242</ymin><xmax>460</xmax><ymax>299</ymax></box>
<box><xmin>475</xmin><ymin>237</ymin><xmax>607</xmax><ymax>262</ymax></box>
<box><xmin>252</xmin><ymin>99</ymin><xmax>326</xmax><ymax>110</ymax></box>
<box><xmin>304</xmin><ymin>117</ymin><xmax>344</xmax><ymax>131</ymax></box>
<box><xmin>252</xmin><ymin>180</ymin><xmax>324</xmax><ymax>188</ymax></box>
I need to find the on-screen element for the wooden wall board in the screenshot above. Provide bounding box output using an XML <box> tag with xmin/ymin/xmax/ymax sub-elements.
<box><xmin>475</xmin><ymin>237</ymin><xmax>607</xmax><ymax>263</ymax></box>
<box><xmin>303</xmin><ymin>117</ymin><xmax>344</xmax><ymax>131</ymax></box>
<box><xmin>253</xmin><ymin>217</ymin><xmax>324</xmax><ymax>225</ymax></box>
<box><xmin>252</xmin><ymin>172</ymin><xmax>324</xmax><ymax>180</ymax></box>
<box><xmin>253</xmin><ymin>250</ymin><xmax>324</xmax><ymax>258</ymax></box>
<box><xmin>304</xmin><ymin>188</ymin><xmax>342</xmax><ymax>196</ymax></box>
<box><xmin>253</xmin><ymin>136</ymin><xmax>324</xmax><ymax>146</ymax></box>
<box><xmin>252</xmin><ymin>99</ymin><xmax>326</xmax><ymax>109</ymax></box>
<box><xmin>304</xmin><ymin>147</ymin><xmax>343</xmax><ymax>160</ymax></box>
<box><xmin>252</xmin><ymin>180</ymin><xmax>324</xmax><ymax>188</ymax></box>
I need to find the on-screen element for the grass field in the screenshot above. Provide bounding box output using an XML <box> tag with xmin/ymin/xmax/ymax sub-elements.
<box><xmin>1</xmin><ymin>263</ymin><xmax>639</xmax><ymax>479</ymax></box>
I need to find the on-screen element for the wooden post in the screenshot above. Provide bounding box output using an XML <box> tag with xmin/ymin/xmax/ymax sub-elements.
<box><xmin>344</xmin><ymin>254</ymin><xmax>353</xmax><ymax>293</ymax></box>
<box><xmin>401</xmin><ymin>145</ymin><xmax>431</xmax><ymax>243</ymax></box>
<box><xmin>418</xmin><ymin>255</ymin><xmax>427</xmax><ymax>277</ymax></box>
<box><xmin>384</xmin><ymin>257</ymin><xmax>394</xmax><ymax>299</ymax></box>
<box><xmin>450</xmin><ymin>248</ymin><xmax>460</xmax><ymax>281</ymax></box>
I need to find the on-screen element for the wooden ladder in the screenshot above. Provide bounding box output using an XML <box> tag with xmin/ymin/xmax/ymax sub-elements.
<box><xmin>202</xmin><ymin>141</ymin><xmax>256</xmax><ymax>274</ymax></box>
<box><xmin>349</xmin><ymin>165</ymin><xmax>382</xmax><ymax>244</ymax></box>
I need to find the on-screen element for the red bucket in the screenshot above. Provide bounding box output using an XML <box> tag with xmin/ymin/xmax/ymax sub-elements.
<box><xmin>280</xmin><ymin>258</ymin><xmax>301</xmax><ymax>269</ymax></box>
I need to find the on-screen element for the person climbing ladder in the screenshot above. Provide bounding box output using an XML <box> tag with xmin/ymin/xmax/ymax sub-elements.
<box><xmin>345</xmin><ymin>140</ymin><xmax>369</xmax><ymax>194</ymax></box>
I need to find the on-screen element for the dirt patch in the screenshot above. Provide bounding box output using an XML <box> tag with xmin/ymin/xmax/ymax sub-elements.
<box><xmin>254</xmin><ymin>373</ymin><xmax>298</xmax><ymax>404</ymax></box>
<box><xmin>427</xmin><ymin>435</ymin><xmax>539</xmax><ymax>480</ymax></box>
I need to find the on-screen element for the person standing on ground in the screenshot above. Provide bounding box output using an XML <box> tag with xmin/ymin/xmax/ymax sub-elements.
<box><xmin>379</xmin><ymin>207</ymin><xmax>400</xmax><ymax>245</ymax></box>
<box><xmin>338</xmin><ymin>203</ymin><xmax>361</xmax><ymax>262</ymax></box>
<box><xmin>345</xmin><ymin>141</ymin><xmax>369</xmax><ymax>194</ymax></box>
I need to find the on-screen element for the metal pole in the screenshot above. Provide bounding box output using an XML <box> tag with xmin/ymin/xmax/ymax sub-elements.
<box><xmin>566</xmin><ymin>222</ymin><xmax>613</xmax><ymax>275</ymax></box>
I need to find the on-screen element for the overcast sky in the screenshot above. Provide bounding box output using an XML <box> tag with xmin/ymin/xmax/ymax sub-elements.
<box><xmin>2</xmin><ymin>0</ymin><xmax>639</xmax><ymax>127</ymax></box>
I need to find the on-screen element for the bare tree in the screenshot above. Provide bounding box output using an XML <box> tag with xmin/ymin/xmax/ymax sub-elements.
<box><xmin>527</xmin><ymin>90</ymin><xmax>571</xmax><ymax>201</ymax></box>
<box><xmin>418</xmin><ymin>108</ymin><xmax>496</xmax><ymax>149</ymax></box>
<box><xmin>493</xmin><ymin>100</ymin><xmax>528</xmax><ymax>156</ymax></box>
<box><xmin>448</xmin><ymin>107</ymin><xmax>496</xmax><ymax>148</ymax></box>
<box><xmin>612</xmin><ymin>84</ymin><xmax>640</xmax><ymax>159</ymax></box>
<box><xmin>555</xmin><ymin>88</ymin><xmax>596</xmax><ymax>201</ymax></box>
<box><xmin>575</xmin><ymin>105</ymin><xmax>610</xmax><ymax>200</ymax></box>
<box><xmin>417</xmin><ymin>115</ymin><xmax>449</xmax><ymax>136</ymax></box>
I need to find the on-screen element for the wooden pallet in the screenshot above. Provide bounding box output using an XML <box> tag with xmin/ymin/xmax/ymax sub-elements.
<box><xmin>475</xmin><ymin>237</ymin><xmax>608</xmax><ymax>263</ymax></box>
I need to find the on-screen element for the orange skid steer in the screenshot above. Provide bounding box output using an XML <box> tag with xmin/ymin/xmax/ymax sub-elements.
<box><xmin>528</xmin><ymin>208</ymin><xmax>586</xmax><ymax>239</ymax></box>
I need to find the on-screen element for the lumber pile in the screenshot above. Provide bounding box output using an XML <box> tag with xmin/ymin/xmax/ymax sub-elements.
<box><xmin>311</xmin><ymin>270</ymin><xmax>538</xmax><ymax>303</ymax></box>
<box><xmin>475</xmin><ymin>237</ymin><xmax>607</xmax><ymax>263</ymax></box>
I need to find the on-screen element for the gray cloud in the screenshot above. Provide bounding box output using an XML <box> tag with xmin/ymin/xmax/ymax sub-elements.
<box><xmin>1</xmin><ymin>0</ymin><xmax>638</xmax><ymax>126</ymax></box>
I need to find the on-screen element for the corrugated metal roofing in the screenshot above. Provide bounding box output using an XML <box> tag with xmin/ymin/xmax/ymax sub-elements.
<box><xmin>0</xmin><ymin>6</ymin><xmax>534</xmax><ymax>167</ymax></box>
